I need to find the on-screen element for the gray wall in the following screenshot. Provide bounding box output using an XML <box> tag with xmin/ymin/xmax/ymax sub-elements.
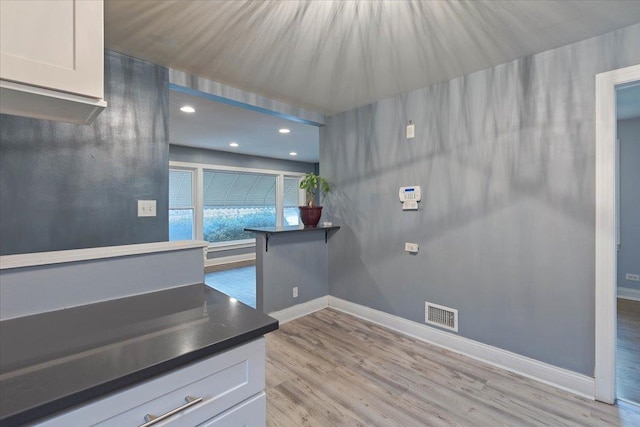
<box><xmin>0</xmin><ymin>51</ymin><xmax>169</xmax><ymax>255</ymax></box>
<box><xmin>321</xmin><ymin>23</ymin><xmax>640</xmax><ymax>376</ymax></box>
<box><xmin>618</xmin><ymin>117</ymin><xmax>640</xmax><ymax>292</ymax></box>
<box><xmin>255</xmin><ymin>233</ymin><xmax>329</xmax><ymax>313</ymax></box>
<box><xmin>169</xmin><ymin>69</ymin><xmax>325</xmax><ymax>126</ymax></box>
<box><xmin>0</xmin><ymin>248</ymin><xmax>204</xmax><ymax>320</ymax></box>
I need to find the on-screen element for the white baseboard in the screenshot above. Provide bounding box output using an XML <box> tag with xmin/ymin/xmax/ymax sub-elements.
<box><xmin>327</xmin><ymin>296</ymin><xmax>595</xmax><ymax>399</ymax></box>
<box><xmin>204</xmin><ymin>253</ymin><xmax>255</xmax><ymax>268</ymax></box>
<box><xmin>618</xmin><ymin>287</ymin><xmax>640</xmax><ymax>301</ymax></box>
<box><xmin>269</xmin><ymin>296</ymin><xmax>329</xmax><ymax>324</ymax></box>
<box><xmin>268</xmin><ymin>295</ymin><xmax>597</xmax><ymax>398</ymax></box>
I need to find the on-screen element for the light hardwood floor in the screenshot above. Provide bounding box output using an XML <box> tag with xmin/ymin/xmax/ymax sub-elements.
<box><xmin>617</xmin><ymin>298</ymin><xmax>640</xmax><ymax>405</ymax></box>
<box><xmin>265</xmin><ymin>308</ymin><xmax>640</xmax><ymax>426</ymax></box>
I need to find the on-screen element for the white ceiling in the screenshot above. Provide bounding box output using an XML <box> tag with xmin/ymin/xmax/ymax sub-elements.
<box><xmin>106</xmin><ymin>1</ymin><xmax>640</xmax><ymax>116</ymax></box>
<box><xmin>169</xmin><ymin>89</ymin><xmax>320</xmax><ymax>162</ymax></box>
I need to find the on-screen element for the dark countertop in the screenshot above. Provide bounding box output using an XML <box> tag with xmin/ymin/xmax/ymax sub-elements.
<box><xmin>0</xmin><ymin>284</ymin><xmax>278</xmax><ymax>427</ymax></box>
<box><xmin>244</xmin><ymin>225</ymin><xmax>340</xmax><ymax>234</ymax></box>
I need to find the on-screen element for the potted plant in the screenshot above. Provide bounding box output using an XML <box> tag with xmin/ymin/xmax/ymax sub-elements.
<box><xmin>299</xmin><ymin>172</ymin><xmax>330</xmax><ymax>226</ymax></box>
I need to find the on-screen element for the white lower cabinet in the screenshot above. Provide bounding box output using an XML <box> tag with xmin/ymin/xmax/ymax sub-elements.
<box><xmin>197</xmin><ymin>392</ymin><xmax>266</xmax><ymax>427</ymax></box>
<box><xmin>33</xmin><ymin>338</ymin><xmax>266</xmax><ymax>427</ymax></box>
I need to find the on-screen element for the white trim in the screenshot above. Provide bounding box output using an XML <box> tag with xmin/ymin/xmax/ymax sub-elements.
<box><xmin>276</xmin><ymin>175</ymin><xmax>284</xmax><ymax>227</ymax></box>
<box><xmin>618</xmin><ymin>287</ymin><xmax>640</xmax><ymax>302</ymax></box>
<box><xmin>194</xmin><ymin>167</ymin><xmax>203</xmax><ymax>241</ymax></box>
<box><xmin>269</xmin><ymin>296</ymin><xmax>329</xmax><ymax>324</ymax></box>
<box><xmin>269</xmin><ymin>295</ymin><xmax>597</xmax><ymax>397</ymax></box>
<box><xmin>328</xmin><ymin>296</ymin><xmax>595</xmax><ymax>399</ymax></box>
<box><xmin>595</xmin><ymin>63</ymin><xmax>640</xmax><ymax>404</ymax></box>
<box><xmin>0</xmin><ymin>240</ymin><xmax>209</xmax><ymax>270</ymax></box>
<box><xmin>204</xmin><ymin>252</ymin><xmax>256</xmax><ymax>267</ymax></box>
<box><xmin>169</xmin><ymin>160</ymin><xmax>307</xmax><ymax>178</ymax></box>
<box><xmin>169</xmin><ymin>160</ymin><xmax>306</xmax><ymax>242</ymax></box>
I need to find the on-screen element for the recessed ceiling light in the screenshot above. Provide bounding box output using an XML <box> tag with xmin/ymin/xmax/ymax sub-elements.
<box><xmin>279</xmin><ymin>128</ymin><xmax>290</xmax><ymax>134</ymax></box>
<box><xmin>229</xmin><ymin>297</ymin><xmax>238</xmax><ymax>303</ymax></box>
<box><xmin>180</xmin><ymin>105</ymin><xmax>195</xmax><ymax>113</ymax></box>
<box><xmin>229</xmin><ymin>142</ymin><xmax>239</xmax><ymax>147</ymax></box>
<box><xmin>289</xmin><ymin>152</ymin><xmax>297</xmax><ymax>156</ymax></box>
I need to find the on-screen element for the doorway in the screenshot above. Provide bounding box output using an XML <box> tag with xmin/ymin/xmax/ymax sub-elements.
<box><xmin>615</xmin><ymin>83</ymin><xmax>640</xmax><ymax>405</ymax></box>
<box><xmin>167</xmin><ymin>85</ymin><xmax>320</xmax><ymax>310</ymax></box>
<box><xmin>595</xmin><ymin>64</ymin><xmax>640</xmax><ymax>404</ymax></box>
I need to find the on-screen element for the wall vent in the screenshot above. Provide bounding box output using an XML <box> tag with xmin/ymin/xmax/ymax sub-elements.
<box><xmin>425</xmin><ymin>301</ymin><xmax>458</xmax><ymax>332</ymax></box>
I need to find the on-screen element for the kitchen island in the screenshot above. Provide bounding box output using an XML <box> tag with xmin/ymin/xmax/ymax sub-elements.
<box><xmin>0</xmin><ymin>284</ymin><xmax>278</xmax><ymax>426</ymax></box>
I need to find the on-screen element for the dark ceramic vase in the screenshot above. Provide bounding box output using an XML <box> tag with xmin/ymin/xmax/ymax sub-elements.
<box><xmin>299</xmin><ymin>206</ymin><xmax>323</xmax><ymax>227</ymax></box>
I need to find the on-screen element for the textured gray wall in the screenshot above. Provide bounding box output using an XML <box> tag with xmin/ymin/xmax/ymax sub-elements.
<box><xmin>617</xmin><ymin>117</ymin><xmax>640</xmax><ymax>292</ymax></box>
<box><xmin>0</xmin><ymin>248</ymin><xmax>204</xmax><ymax>320</ymax></box>
<box><xmin>321</xmin><ymin>24</ymin><xmax>640</xmax><ymax>376</ymax></box>
<box><xmin>0</xmin><ymin>51</ymin><xmax>169</xmax><ymax>255</ymax></box>
<box><xmin>170</xmin><ymin>144</ymin><xmax>316</xmax><ymax>174</ymax></box>
<box><xmin>169</xmin><ymin>69</ymin><xmax>325</xmax><ymax>126</ymax></box>
<box><xmin>255</xmin><ymin>233</ymin><xmax>328</xmax><ymax>313</ymax></box>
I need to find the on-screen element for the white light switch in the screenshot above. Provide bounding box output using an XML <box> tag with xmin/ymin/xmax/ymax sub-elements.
<box><xmin>405</xmin><ymin>242</ymin><xmax>419</xmax><ymax>253</ymax></box>
<box><xmin>406</xmin><ymin>123</ymin><xmax>415</xmax><ymax>139</ymax></box>
<box><xmin>626</xmin><ymin>273</ymin><xmax>640</xmax><ymax>282</ymax></box>
<box><xmin>138</xmin><ymin>200</ymin><xmax>156</xmax><ymax>217</ymax></box>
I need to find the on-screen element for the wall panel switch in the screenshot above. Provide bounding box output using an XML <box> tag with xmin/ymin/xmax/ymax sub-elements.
<box><xmin>625</xmin><ymin>273</ymin><xmax>640</xmax><ymax>282</ymax></box>
<box><xmin>406</xmin><ymin>123</ymin><xmax>415</xmax><ymax>139</ymax></box>
<box><xmin>405</xmin><ymin>242</ymin><xmax>419</xmax><ymax>253</ymax></box>
<box><xmin>293</xmin><ymin>286</ymin><xmax>299</xmax><ymax>298</ymax></box>
<box><xmin>138</xmin><ymin>200</ymin><xmax>156</xmax><ymax>217</ymax></box>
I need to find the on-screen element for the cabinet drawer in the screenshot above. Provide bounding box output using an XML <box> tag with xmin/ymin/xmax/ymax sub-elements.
<box><xmin>198</xmin><ymin>392</ymin><xmax>265</xmax><ymax>427</ymax></box>
<box><xmin>34</xmin><ymin>338</ymin><xmax>265</xmax><ymax>427</ymax></box>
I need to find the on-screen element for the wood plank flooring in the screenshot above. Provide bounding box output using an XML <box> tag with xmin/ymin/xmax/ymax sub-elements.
<box><xmin>617</xmin><ymin>298</ymin><xmax>640</xmax><ymax>405</ymax></box>
<box><xmin>266</xmin><ymin>308</ymin><xmax>640</xmax><ymax>426</ymax></box>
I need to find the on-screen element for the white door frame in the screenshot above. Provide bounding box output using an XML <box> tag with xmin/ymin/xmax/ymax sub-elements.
<box><xmin>594</xmin><ymin>63</ymin><xmax>640</xmax><ymax>403</ymax></box>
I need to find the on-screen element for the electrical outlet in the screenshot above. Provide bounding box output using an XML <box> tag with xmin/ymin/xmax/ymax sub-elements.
<box><xmin>293</xmin><ymin>286</ymin><xmax>299</xmax><ymax>298</ymax></box>
<box><xmin>137</xmin><ymin>200</ymin><xmax>156</xmax><ymax>217</ymax></box>
<box><xmin>405</xmin><ymin>242</ymin><xmax>419</xmax><ymax>253</ymax></box>
<box><xmin>625</xmin><ymin>273</ymin><xmax>640</xmax><ymax>282</ymax></box>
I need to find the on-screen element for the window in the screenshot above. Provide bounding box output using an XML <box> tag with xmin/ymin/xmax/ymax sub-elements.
<box><xmin>168</xmin><ymin>169</ymin><xmax>195</xmax><ymax>241</ymax></box>
<box><xmin>169</xmin><ymin>161</ymin><xmax>304</xmax><ymax>248</ymax></box>
<box><xmin>284</xmin><ymin>176</ymin><xmax>302</xmax><ymax>226</ymax></box>
<box><xmin>203</xmin><ymin>170</ymin><xmax>277</xmax><ymax>244</ymax></box>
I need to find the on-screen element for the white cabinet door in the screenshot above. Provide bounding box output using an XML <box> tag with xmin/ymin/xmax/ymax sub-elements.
<box><xmin>0</xmin><ymin>0</ymin><xmax>104</xmax><ymax>99</ymax></box>
<box><xmin>0</xmin><ymin>0</ymin><xmax>106</xmax><ymax>124</ymax></box>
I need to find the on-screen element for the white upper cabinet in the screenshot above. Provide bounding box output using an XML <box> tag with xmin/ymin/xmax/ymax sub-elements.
<box><xmin>0</xmin><ymin>0</ymin><xmax>106</xmax><ymax>124</ymax></box>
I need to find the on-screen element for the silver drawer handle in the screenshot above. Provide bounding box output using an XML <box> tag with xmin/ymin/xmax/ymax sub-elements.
<box><xmin>140</xmin><ymin>396</ymin><xmax>204</xmax><ymax>427</ymax></box>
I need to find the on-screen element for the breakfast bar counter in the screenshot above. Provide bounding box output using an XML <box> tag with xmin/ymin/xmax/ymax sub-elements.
<box><xmin>245</xmin><ymin>225</ymin><xmax>339</xmax><ymax>315</ymax></box>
